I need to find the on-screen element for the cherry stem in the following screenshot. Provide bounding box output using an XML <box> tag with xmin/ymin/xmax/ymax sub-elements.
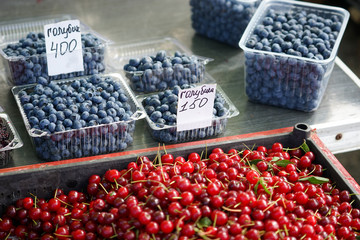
<box><xmin>54</xmin><ymin>233</ymin><xmax>72</xmax><ymax>237</ymax></box>
<box><xmin>98</xmin><ymin>182</ymin><xmax>109</xmax><ymax>194</ymax></box>
<box><xmin>213</xmin><ymin>213</ymin><xmax>217</xmax><ymax>228</ymax></box>
<box><xmin>120</xmin><ymin>168</ymin><xmax>133</xmax><ymax>178</ymax></box>
<box><xmin>54</xmin><ymin>188</ymin><xmax>59</xmax><ymax>199</ymax></box>
<box><xmin>113</xmin><ymin>179</ymin><xmax>123</xmax><ymax>190</ymax></box>
<box><xmin>55</xmin><ymin>197</ymin><xmax>73</xmax><ymax>208</ymax></box>
<box><xmin>194</xmin><ymin>228</ymin><xmax>213</xmax><ymax>240</ymax></box>
<box><xmin>222</xmin><ymin>206</ymin><xmax>243</xmax><ymax>212</ymax></box>
<box><xmin>263</xmin><ymin>198</ymin><xmax>281</xmax><ymax>212</ymax></box>
<box><xmin>283</xmin><ymin>224</ymin><xmax>289</xmax><ymax>236</ymax></box>
<box><xmin>131</xmin><ymin>179</ymin><xmax>168</xmax><ymax>191</ymax></box>
<box><xmin>4</xmin><ymin>232</ymin><xmax>11</xmax><ymax>240</ymax></box>
<box><xmin>162</xmin><ymin>143</ymin><xmax>167</xmax><ymax>155</ymax></box>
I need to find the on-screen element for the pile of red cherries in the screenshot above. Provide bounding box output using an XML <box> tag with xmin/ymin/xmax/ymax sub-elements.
<box><xmin>0</xmin><ymin>142</ymin><xmax>359</xmax><ymax>240</ymax></box>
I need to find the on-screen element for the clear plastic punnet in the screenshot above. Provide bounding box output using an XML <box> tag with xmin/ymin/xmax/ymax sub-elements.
<box><xmin>0</xmin><ymin>113</ymin><xmax>23</xmax><ymax>166</ymax></box>
<box><xmin>239</xmin><ymin>0</ymin><xmax>349</xmax><ymax>112</ymax></box>
<box><xmin>137</xmin><ymin>73</ymin><xmax>239</xmax><ymax>144</ymax></box>
<box><xmin>190</xmin><ymin>0</ymin><xmax>262</xmax><ymax>47</ymax></box>
<box><xmin>0</xmin><ymin>15</ymin><xmax>111</xmax><ymax>86</ymax></box>
<box><xmin>110</xmin><ymin>37</ymin><xmax>212</xmax><ymax>94</ymax></box>
<box><xmin>12</xmin><ymin>73</ymin><xmax>145</xmax><ymax>161</ymax></box>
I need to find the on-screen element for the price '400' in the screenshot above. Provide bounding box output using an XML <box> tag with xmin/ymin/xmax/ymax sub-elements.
<box><xmin>179</xmin><ymin>97</ymin><xmax>209</xmax><ymax>112</ymax></box>
<box><xmin>50</xmin><ymin>39</ymin><xmax>77</xmax><ymax>58</ymax></box>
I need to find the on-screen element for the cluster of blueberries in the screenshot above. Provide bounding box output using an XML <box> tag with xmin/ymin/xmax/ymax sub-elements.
<box><xmin>0</xmin><ymin>118</ymin><xmax>12</xmax><ymax>165</ymax></box>
<box><xmin>190</xmin><ymin>0</ymin><xmax>260</xmax><ymax>47</ymax></box>
<box><xmin>123</xmin><ymin>50</ymin><xmax>205</xmax><ymax>93</ymax></box>
<box><xmin>17</xmin><ymin>75</ymin><xmax>135</xmax><ymax>161</ymax></box>
<box><xmin>0</xmin><ymin>119</ymin><xmax>10</xmax><ymax>149</ymax></box>
<box><xmin>2</xmin><ymin>32</ymin><xmax>106</xmax><ymax>85</ymax></box>
<box><xmin>142</xmin><ymin>85</ymin><xmax>228</xmax><ymax>143</ymax></box>
<box><xmin>244</xmin><ymin>9</ymin><xmax>344</xmax><ymax>111</ymax></box>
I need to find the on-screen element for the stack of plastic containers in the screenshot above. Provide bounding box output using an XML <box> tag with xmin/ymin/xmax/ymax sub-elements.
<box><xmin>0</xmin><ymin>15</ymin><xmax>146</xmax><ymax>161</ymax></box>
<box><xmin>116</xmin><ymin>38</ymin><xmax>239</xmax><ymax>143</ymax></box>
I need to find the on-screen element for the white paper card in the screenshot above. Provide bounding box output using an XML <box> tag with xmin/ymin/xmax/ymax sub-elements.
<box><xmin>177</xmin><ymin>84</ymin><xmax>217</xmax><ymax>132</ymax></box>
<box><xmin>44</xmin><ymin>20</ymin><xmax>84</xmax><ymax>76</ymax></box>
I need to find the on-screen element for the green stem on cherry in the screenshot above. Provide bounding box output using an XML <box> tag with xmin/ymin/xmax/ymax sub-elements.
<box><xmin>283</xmin><ymin>224</ymin><xmax>289</xmax><ymax>236</ymax></box>
<box><xmin>4</xmin><ymin>232</ymin><xmax>10</xmax><ymax>240</ymax></box>
<box><xmin>55</xmin><ymin>197</ymin><xmax>73</xmax><ymax>208</ymax></box>
<box><xmin>222</xmin><ymin>206</ymin><xmax>242</xmax><ymax>212</ymax></box>
<box><xmin>98</xmin><ymin>182</ymin><xmax>109</xmax><ymax>194</ymax></box>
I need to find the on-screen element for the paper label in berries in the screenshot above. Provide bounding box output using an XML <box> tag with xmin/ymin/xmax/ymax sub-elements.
<box><xmin>177</xmin><ymin>84</ymin><xmax>216</xmax><ymax>131</ymax></box>
<box><xmin>44</xmin><ymin>20</ymin><xmax>84</xmax><ymax>76</ymax></box>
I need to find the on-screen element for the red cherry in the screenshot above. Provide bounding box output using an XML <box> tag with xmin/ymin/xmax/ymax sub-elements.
<box><xmin>117</xmin><ymin>186</ymin><xmax>129</xmax><ymax>198</ymax></box>
<box><xmin>207</xmin><ymin>182</ymin><xmax>220</xmax><ymax>196</ymax></box>
<box><xmin>299</xmin><ymin>156</ymin><xmax>312</xmax><ymax>169</ymax></box>
<box><xmin>181</xmin><ymin>224</ymin><xmax>195</xmax><ymax>237</ymax></box>
<box><xmin>246</xmin><ymin>170</ymin><xmax>260</xmax><ymax>184</ymax></box>
<box><xmin>161</xmin><ymin>154</ymin><xmax>174</xmax><ymax>164</ymax></box>
<box><xmin>212</xmin><ymin>148</ymin><xmax>224</xmax><ymax>154</ymax></box>
<box><xmin>188</xmin><ymin>152</ymin><xmax>201</xmax><ymax>162</ymax></box>
<box><xmin>138</xmin><ymin>211</ymin><xmax>152</xmax><ymax>225</ymax></box>
<box><xmin>181</xmin><ymin>162</ymin><xmax>195</xmax><ymax>173</ymax></box>
<box><xmin>29</xmin><ymin>207</ymin><xmax>42</xmax><ymax>220</ymax></box>
<box><xmin>146</xmin><ymin>221</ymin><xmax>159</xmax><ymax>234</ymax></box>
<box><xmin>0</xmin><ymin>217</ymin><xmax>13</xmax><ymax>232</ymax></box>
<box><xmin>72</xmin><ymin>229</ymin><xmax>86</xmax><ymax>240</ymax></box>
<box><xmin>88</xmin><ymin>174</ymin><xmax>101</xmax><ymax>184</ymax></box>
<box><xmin>160</xmin><ymin>220</ymin><xmax>174</xmax><ymax>234</ymax></box>
<box><xmin>104</xmin><ymin>169</ymin><xmax>120</xmax><ymax>182</ymax></box>
<box><xmin>55</xmin><ymin>226</ymin><xmax>70</xmax><ymax>240</ymax></box>
<box><xmin>132</xmin><ymin>170</ymin><xmax>146</xmax><ymax>181</ymax></box>
<box><xmin>127</xmin><ymin>162</ymin><xmax>138</xmax><ymax>170</ymax></box>
<box><xmin>180</xmin><ymin>191</ymin><xmax>194</xmax><ymax>206</ymax></box>
<box><xmin>272</xmin><ymin>142</ymin><xmax>283</xmax><ymax>152</ymax></box>
<box><xmin>211</xmin><ymin>210</ymin><xmax>228</xmax><ymax>226</ymax></box>
<box><xmin>22</xmin><ymin>197</ymin><xmax>34</xmax><ymax>209</ymax></box>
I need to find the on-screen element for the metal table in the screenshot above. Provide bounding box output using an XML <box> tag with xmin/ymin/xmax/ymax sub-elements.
<box><xmin>0</xmin><ymin>0</ymin><xmax>360</xmax><ymax>169</ymax></box>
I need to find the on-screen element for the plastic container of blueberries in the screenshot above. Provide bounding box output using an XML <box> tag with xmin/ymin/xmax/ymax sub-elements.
<box><xmin>109</xmin><ymin>37</ymin><xmax>212</xmax><ymax>94</ymax></box>
<box><xmin>190</xmin><ymin>0</ymin><xmax>262</xmax><ymax>47</ymax></box>
<box><xmin>0</xmin><ymin>113</ymin><xmax>23</xmax><ymax>166</ymax></box>
<box><xmin>239</xmin><ymin>0</ymin><xmax>350</xmax><ymax>112</ymax></box>
<box><xmin>0</xmin><ymin>15</ymin><xmax>112</xmax><ymax>86</ymax></box>
<box><xmin>136</xmin><ymin>73</ymin><xmax>239</xmax><ymax>143</ymax></box>
<box><xmin>11</xmin><ymin>73</ymin><xmax>146</xmax><ymax>161</ymax></box>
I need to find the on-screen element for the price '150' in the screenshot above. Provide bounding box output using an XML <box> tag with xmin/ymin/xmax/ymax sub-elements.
<box><xmin>179</xmin><ymin>97</ymin><xmax>209</xmax><ymax>112</ymax></box>
<box><xmin>51</xmin><ymin>39</ymin><xmax>77</xmax><ymax>58</ymax></box>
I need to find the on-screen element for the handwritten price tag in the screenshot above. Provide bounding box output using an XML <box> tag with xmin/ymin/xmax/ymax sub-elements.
<box><xmin>177</xmin><ymin>84</ymin><xmax>217</xmax><ymax>132</ymax></box>
<box><xmin>44</xmin><ymin>20</ymin><xmax>84</xmax><ymax>76</ymax></box>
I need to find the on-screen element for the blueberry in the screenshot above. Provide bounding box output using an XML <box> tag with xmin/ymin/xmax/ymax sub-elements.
<box><xmin>155</xmin><ymin>50</ymin><xmax>166</xmax><ymax>62</ymax></box>
<box><xmin>171</xmin><ymin>57</ymin><xmax>183</xmax><ymax>65</ymax></box>
<box><xmin>271</xmin><ymin>43</ymin><xmax>282</xmax><ymax>53</ymax></box>
<box><xmin>129</xmin><ymin>58</ymin><xmax>140</xmax><ymax>67</ymax></box>
<box><xmin>48</xmin><ymin>114</ymin><xmax>57</xmax><ymax>123</ymax></box>
<box><xmin>29</xmin><ymin>116</ymin><xmax>39</xmax><ymax>127</ymax></box>
<box><xmin>36</xmin><ymin>109</ymin><xmax>46</xmax><ymax>120</ymax></box>
<box><xmin>72</xmin><ymin>120</ymin><xmax>82</xmax><ymax>129</ymax></box>
<box><xmin>39</xmin><ymin>119</ymin><xmax>50</xmax><ymax>129</ymax></box>
<box><xmin>246</xmin><ymin>38</ymin><xmax>257</xmax><ymax>48</ymax></box>
<box><xmin>97</xmin><ymin>110</ymin><xmax>107</xmax><ymax>119</ymax></box>
<box><xmin>150</xmin><ymin>111</ymin><xmax>162</xmax><ymax>122</ymax></box>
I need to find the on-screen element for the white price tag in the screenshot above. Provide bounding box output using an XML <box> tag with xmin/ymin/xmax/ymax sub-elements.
<box><xmin>44</xmin><ymin>20</ymin><xmax>84</xmax><ymax>76</ymax></box>
<box><xmin>177</xmin><ymin>84</ymin><xmax>217</xmax><ymax>132</ymax></box>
